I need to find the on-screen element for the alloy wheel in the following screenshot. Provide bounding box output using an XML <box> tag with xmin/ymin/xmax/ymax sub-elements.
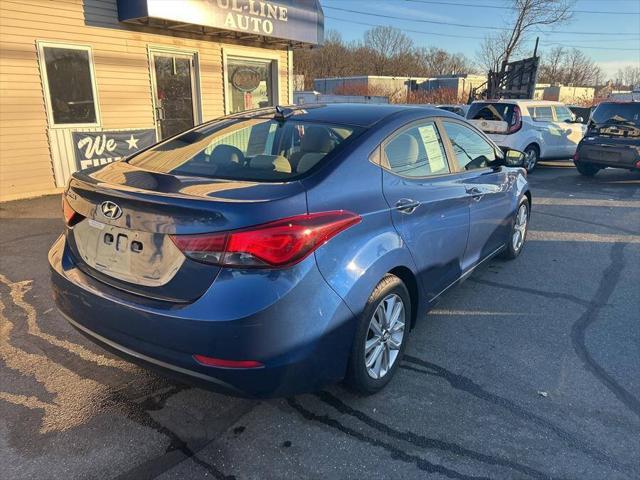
<box><xmin>365</xmin><ymin>294</ymin><xmax>405</xmax><ymax>379</ymax></box>
<box><xmin>525</xmin><ymin>148</ymin><xmax>538</xmax><ymax>171</ymax></box>
<box><xmin>512</xmin><ymin>203</ymin><xmax>528</xmax><ymax>252</ymax></box>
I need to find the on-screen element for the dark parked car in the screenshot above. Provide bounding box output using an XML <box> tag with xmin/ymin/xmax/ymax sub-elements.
<box><xmin>574</xmin><ymin>102</ymin><xmax>640</xmax><ymax>176</ymax></box>
<box><xmin>50</xmin><ymin>104</ymin><xmax>531</xmax><ymax>397</ymax></box>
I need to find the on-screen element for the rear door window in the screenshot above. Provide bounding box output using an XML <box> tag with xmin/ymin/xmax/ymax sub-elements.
<box><xmin>531</xmin><ymin>106</ymin><xmax>554</xmax><ymax>122</ymax></box>
<box><xmin>382</xmin><ymin>121</ymin><xmax>450</xmax><ymax>178</ymax></box>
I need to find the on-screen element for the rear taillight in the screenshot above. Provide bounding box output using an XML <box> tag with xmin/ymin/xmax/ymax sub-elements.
<box><xmin>62</xmin><ymin>195</ymin><xmax>83</xmax><ymax>226</ymax></box>
<box><xmin>170</xmin><ymin>210</ymin><xmax>361</xmax><ymax>269</ymax></box>
<box><xmin>193</xmin><ymin>355</ymin><xmax>263</xmax><ymax>369</ymax></box>
<box><xmin>508</xmin><ymin>106</ymin><xmax>522</xmax><ymax>134</ymax></box>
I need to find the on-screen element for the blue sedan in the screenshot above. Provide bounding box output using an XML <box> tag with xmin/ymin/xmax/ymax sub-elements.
<box><xmin>49</xmin><ymin>104</ymin><xmax>531</xmax><ymax>397</ymax></box>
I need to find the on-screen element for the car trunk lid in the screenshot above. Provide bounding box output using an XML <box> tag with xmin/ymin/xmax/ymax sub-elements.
<box><xmin>65</xmin><ymin>161</ymin><xmax>307</xmax><ymax>302</ymax></box>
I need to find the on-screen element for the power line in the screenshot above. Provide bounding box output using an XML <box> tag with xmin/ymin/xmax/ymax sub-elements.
<box><xmin>323</xmin><ymin>6</ymin><xmax>640</xmax><ymax>36</ymax></box>
<box><xmin>324</xmin><ymin>15</ymin><xmax>640</xmax><ymax>51</ymax></box>
<box><xmin>325</xmin><ymin>6</ymin><xmax>506</xmax><ymax>31</ymax></box>
<box><xmin>402</xmin><ymin>0</ymin><xmax>640</xmax><ymax>15</ymax></box>
<box><xmin>539</xmin><ymin>37</ymin><xmax>640</xmax><ymax>44</ymax></box>
<box><xmin>324</xmin><ymin>15</ymin><xmax>485</xmax><ymax>40</ymax></box>
<box><xmin>540</xmin><ymin>42</ymin><xmax>640</xmax><ymax>51</ymax></box>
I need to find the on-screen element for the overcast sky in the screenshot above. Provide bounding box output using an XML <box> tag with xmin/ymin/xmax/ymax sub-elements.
<box><xmin>320</xmin><ymin>0</ymin><xmax>640</xmax><ymax>80</ymax></box>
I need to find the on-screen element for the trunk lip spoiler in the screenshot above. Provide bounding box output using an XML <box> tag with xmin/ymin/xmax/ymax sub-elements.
<box><xmin>69</xmin><ymin>170</ymin><xmax>305</xmax><ymax>204</ymax></box>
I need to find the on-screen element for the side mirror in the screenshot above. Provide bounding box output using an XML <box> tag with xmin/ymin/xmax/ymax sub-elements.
<box><xmin>498</xmin><ymin>147</ymin><xmax>526</xmax><ymax>168</ymax></box>
<box><xmin>576</xmin><ymin>116</ymin><xmax>584</xmax><ymax>123</ymax></box>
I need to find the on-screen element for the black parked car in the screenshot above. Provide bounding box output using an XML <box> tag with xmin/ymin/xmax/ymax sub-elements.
<box><xmin>573</xmin><ymin>102</ymin><xmax>640</xmax><ymax>176</ymax></box>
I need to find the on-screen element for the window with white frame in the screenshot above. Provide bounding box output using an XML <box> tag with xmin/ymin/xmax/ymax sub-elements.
<box><xmin>226</xmin><ymin>56</ymin><xmax>277</xmax><ymax>114</ymax></box>
<box><xmin>38</xmin><ymin>43</ymin><xmax>99</xmax><ymax>126</ymax></box>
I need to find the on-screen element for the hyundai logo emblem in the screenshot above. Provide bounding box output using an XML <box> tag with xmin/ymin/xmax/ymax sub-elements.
<box><xmin>100</xmin><ymin>201</ymin><xmax>122</xmax><ymax>219</ymax></box>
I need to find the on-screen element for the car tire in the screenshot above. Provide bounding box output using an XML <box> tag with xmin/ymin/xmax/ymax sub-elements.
<box><xmin>575</xmin><ymin>162</ymin><xmax>600</xmax><ymax>177</ymax></box>
<box><xmin>501</xmin><ymin>197</ymin><xmax>529</xmax><ymax>260</ymax></box>
<box><xmin>524</xmin><ymin>145</ymin><xmax>539</xmax><ymax>173</ymax></box>
<box><xmin>344</xmin><ymin>274</ymin><xmax>411</xmax><ymax>395</ymax></box>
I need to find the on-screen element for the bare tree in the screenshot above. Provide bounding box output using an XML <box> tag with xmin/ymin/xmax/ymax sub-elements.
<box><xmin>538</xmin><ymin>47</ymin><xmax>604</xmax><ymax>86</ymax></box>
<box><xmin>477</xmin><ymin>31</ymin><xmax>518</xmax><ymax>74</ymax></box>
<box><xmin>476</xmin><ymin>0</ymin><xmax>574</xmax><ymax>95</ymax></box>
<box><xmin>562</xmin><ymin>48</ymin><xmax>601</xmax><ymax>85</ymax></box>
<box><xmin>363</xmin><ymin>26</ymin><xmax>415</xmax><ymax>75</ymax></box>
<box><xmin>593</xmin><ymin>69</ymin><xmax>605</xmax><ymax>88</ymax></box>
<box><xmin>294</xmin><ymin>26</ymin><xmax>477</xmax><ymax>91</ymax></box>
<box><xmin>363</xmin><ymin>26</ymin><xmax>414</xmax><ymax>61</ymax></box>
<box><xmin>295</xmin><ymin>30</ymin><xmax>352</xmax><ymax>88</ymax></box>
<box><xmin>617</xmin><ymin>66</ymin><xmax>640</xmax><ymax>87</ymax></box>
<box><xmin>418</xmin><ymin>47</ymin><xmax>477</xmax><ymax>76</ymax></box>
<box><xmin>537</xmin><ymin>46</ymin><xmax>565</xmax><ymax>84</ymax></box>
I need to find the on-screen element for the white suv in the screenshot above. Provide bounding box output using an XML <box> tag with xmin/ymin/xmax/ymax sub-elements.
<box><xmin>466</xmin><ymin>100</ymin><xmax>587</xmax><ymax>171</ymax></box>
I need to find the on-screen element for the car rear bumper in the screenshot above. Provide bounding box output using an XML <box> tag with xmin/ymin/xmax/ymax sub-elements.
<box><xmin>49</xmin><ymin>234</ymin><xmax>356</xmax><ymax>397</ymax></box>
<box><xmin>576</xmin><ymin>143</ymin><xmax>640</xmax><ymax>169</ymax></box>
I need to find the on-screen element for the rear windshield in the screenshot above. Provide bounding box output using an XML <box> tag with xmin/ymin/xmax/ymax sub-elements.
<box><xmin>128</xmin><ymin>118</ymin><xmax>362</xmax><ymax>181</ymax></box>
<box><xmin>569</xmin><ymin>106</ymin><xmax>591</xmax><ymax>123</ymax></box>
<box><xmin>467</xmin><ymin>102</ymin><xmax>515</xmax><ymax>123</ymax></box>
<box><xmin>591</xmin><ymin>103</ymin><xmax>640</xmax><ymax>126</ymax></box>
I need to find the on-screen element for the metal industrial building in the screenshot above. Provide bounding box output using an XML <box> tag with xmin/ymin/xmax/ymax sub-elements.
<box><xmin>313</xmin><ymin>74</ymin><xmax>486</xmax><ymax>102</ymax></box>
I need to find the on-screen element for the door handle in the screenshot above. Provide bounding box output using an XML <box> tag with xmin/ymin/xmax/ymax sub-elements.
<box><xmin>466</xmin><ymin>187</ymin><xmax>483</xmax><ymax>202</ymax></box>
<box><xmin>395</xmin><ymin>198</ymin><xmax>420</xmax><ymax>214</ymax></box>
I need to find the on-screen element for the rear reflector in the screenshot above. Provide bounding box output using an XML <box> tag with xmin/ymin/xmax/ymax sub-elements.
<box><xmin>62</xmin><ymin>195</ymin><xmax>83</xmax><ymax>226</ymax></box>
<box><xmin>193</xmin><ymin>354</ymin><xmax>263</xmax><ymax>369</ymax></box>
<box><xmin>170</xmin><ymin>210</ymin><xmax>361</xmax><ymax>269</ymax></box>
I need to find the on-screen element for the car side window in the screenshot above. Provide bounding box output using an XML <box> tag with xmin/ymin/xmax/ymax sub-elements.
<box><xmin>383</xmin><ymin>122</ymin><xmax>450</xmax><ymax>177</ymax></box>
<box><xmin>441</xmin><ymin>121</ymin><xmax>497</xmax><ymax>171</ymax></box>
<box><xmin>554</xmin><ymin>106</ymin><xmax>573</xmax><ymax>122</ymax></box>
<box><xmin>531</xmin><ymin>106</ymin><xmax>554</xmax><ymax>122</ymax></box>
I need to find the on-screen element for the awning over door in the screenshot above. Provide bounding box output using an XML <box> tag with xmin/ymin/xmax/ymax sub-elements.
<box><xmin>117</xmin><ymin>0</ymin><xmax>324</xmax><ymax>46</ymax></box>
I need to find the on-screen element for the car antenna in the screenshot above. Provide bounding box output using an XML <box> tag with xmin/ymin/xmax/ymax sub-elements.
<box><xmin>274</xmin><ymin>105</ymin><xmax>294</xmax><ymax>121</ymax></box>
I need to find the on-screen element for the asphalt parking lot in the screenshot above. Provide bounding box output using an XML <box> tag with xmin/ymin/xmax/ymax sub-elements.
<box><xmin>1</xmin><ymin>163</ymin><xmax>639</xmax><ymax>480</ymax></box>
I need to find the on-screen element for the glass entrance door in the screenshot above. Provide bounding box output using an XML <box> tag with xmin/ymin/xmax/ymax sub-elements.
<box><xmin>151</xmin><ymin>52</ymin><xmax>197</xmax><ymax>139</ymax></box>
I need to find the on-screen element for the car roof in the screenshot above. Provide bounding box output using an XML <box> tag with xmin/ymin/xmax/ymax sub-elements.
<box><xmin>598</xmin><ymin>101</ymin><xmax>639</xmax><ymax>105</ymax></box>
<box><xmin>437</xmin><ymin>104</ymin><xmax>469</xmax><ymax>108</ymax></box>
<box><xmin>471</xmin><ymin>99</ymin><xmax>564</xmax><ymax>106</ymax></box>
<box><xmin>225</xmin><ymin>103</ymin><xmax>454</xmax><ymax>127</ymax></box>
